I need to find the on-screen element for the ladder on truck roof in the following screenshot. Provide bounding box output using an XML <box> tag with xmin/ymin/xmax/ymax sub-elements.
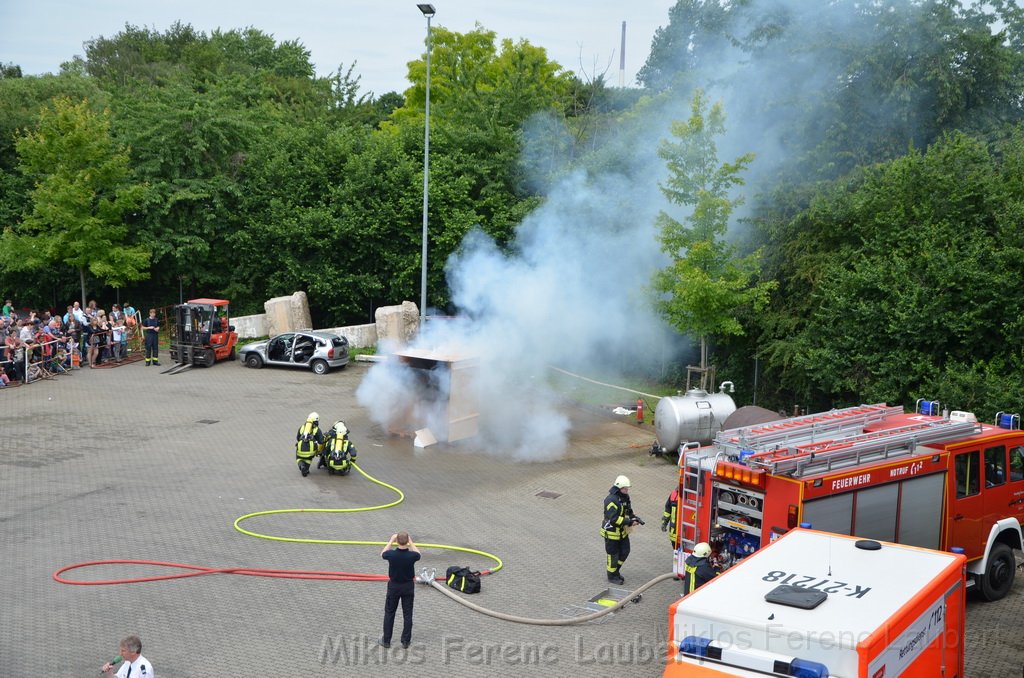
<box><xmin>713</xmin><ymin>403</ymin><xmax>903</xmax><ymax>458</ymax></box>
<box><xmin>745</xmin><ymin>417</ymin><xmax>982</xmax><ymax>477</ymax></box>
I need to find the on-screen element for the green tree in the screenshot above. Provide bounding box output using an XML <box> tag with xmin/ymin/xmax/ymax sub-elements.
<box><xmin>756</xmin><ymin>131</ymin><xmax>1024</xmax><ymax>414</ymax></box>
<box><xmin>651</xmin><ymin>90</ymin><xmax>773</xmax><ymax>387</ymax></box>
<box><xmin>1</xmin><ymin>97</ymin><xmax>150</xmax><ymax>304</ymax></box>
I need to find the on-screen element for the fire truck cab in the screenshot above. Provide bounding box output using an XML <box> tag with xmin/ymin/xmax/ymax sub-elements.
<box><xmin>674</xmin><ymin>401</ymin><xmax>1023</xmax><ymax>601</ymax></box>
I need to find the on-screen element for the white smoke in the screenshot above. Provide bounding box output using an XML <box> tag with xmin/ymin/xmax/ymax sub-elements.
<box><xmin>357</xmin><ymin>165</ymin><xmax>680</xmax><ymax>460</ymax></box>
<box><xmin>358</xmin><ymin>0</ymin><xmax>897</xmax><ymax>459</ymax></box>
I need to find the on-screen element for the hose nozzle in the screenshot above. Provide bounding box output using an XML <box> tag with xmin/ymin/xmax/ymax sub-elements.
<box><xmin>416</xmin><ymin>567</ymin><xmax>436</xmax><ymax>584</ymax></box>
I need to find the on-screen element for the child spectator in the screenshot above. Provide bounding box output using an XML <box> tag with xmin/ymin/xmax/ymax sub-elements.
<box><xmin>66</xmin><ymin>335</ymin><xmax>80</xmax><ymax>369</ymax></box>
<box><xmin>110</xmin><ymin>320</ymin><xmax>125</xmax><ymax>362</ymax></box>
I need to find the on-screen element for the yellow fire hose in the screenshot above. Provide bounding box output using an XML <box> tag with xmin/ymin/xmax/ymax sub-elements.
<box><xmin>234</xmin><ymin>461</ymin><xmax>679</xmax><ymax>625</ymax></box>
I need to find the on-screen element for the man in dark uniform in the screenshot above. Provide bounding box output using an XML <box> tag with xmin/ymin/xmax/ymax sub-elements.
<box><xmin>681</xmin><ymin>542</ymin><xmax>718</xmax><ymax>594</ymax></box>
<box><xmin>142</xmin><ymin>308</ymin><xmax>160</xmax><ymax>366</ymax></box>
<box><xmin>380</xmin><ymin>531</ymin><xmax>421</xmax><ymax>649</ymax></box>
<box><xmin>601</xmin><ymin>475</ymin><xmax>641</xmax><ymax>585</ymax></box>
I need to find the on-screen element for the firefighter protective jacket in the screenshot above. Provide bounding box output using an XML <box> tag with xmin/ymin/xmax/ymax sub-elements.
<box><xmin>681</xmin><ymin>554</ymin><xmax>717</xmax><ymax>594</ymax></box>
<box><xmin>295</xmin><ymin>421</ymin><xmax>324</xmax><ymax>459</ymax></box>
<box><xmin>662</xmin><ymin>489</ymin><xmax>679</xmax><ymax>547</ymax></box>
<box><xmin>600</xmin><ymin>486</ymin><xmax>634</xmax><ymax>540</ymax></box>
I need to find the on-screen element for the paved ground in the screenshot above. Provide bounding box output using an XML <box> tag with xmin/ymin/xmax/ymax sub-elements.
<box><xmin>1</xmin><ymin>357</ymin><xmax>1021</xmax><ymax>677</ymax></box>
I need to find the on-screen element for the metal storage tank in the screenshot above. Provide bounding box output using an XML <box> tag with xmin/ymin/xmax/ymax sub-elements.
<box><xmin>654</xmin><ymin>382</ymin><xmax>736</xmax><ymax>453</ymax></box>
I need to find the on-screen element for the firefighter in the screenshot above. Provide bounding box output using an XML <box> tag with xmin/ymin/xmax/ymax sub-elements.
<box><xmin>321</xmin><ymin>420</ymin><xmax>358</xmax><ymax>475</ymax></box>
<box><xmin>661</xmin><ymin>488</ymin><xmax>680</xmax><ymax>550</ymax></box>
<box><xmin>601</xmin><ymin>475</ymin><xmax>642</xmax><ymax>585</ymax></box>
<box><xmin>681</xmin><ymin>542</ymin><xmax>718</xmax><ymax>595</ymax></box>
<box><xmin>295</xmin><ymin>412</ymin><xmax>324</xmax><ymax>477</ymax></box>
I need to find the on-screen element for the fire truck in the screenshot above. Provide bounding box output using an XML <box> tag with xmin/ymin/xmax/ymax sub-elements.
<box><xmin>672</xmin><ymin>401</ymin><xmax>1023</xmax><ymax>601</ymax></box>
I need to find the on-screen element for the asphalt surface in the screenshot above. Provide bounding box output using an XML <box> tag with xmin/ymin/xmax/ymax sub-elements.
<box><xmin>1</xmin><ymin>357</ymin><xmax>1021</xmax><ymax>677</ymax></box>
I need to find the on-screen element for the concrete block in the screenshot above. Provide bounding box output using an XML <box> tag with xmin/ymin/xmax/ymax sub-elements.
<box><xmin>231</xmin><ymin>314</ymin><xmax>267</xmax><ymax>339</ymax></box>
<box><xmin>322</xmin><ymin>323</ymin><xmax>377</xmax><ymax>350</ymax></box>
<box><xmin>264</xmin><ymin>291</ymin><xmax>311</xmax><ymax>335</ymax></box>
<box><xmin>375</xmin><ymin>301</ymin><xmax>419</xmax><ymax>348</ymax></box>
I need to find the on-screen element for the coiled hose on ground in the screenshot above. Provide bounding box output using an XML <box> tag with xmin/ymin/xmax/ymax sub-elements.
<box><xmin>55</xmin><ymin>461</ymin><xmax>677</xmax><ymax>625</ymax></box>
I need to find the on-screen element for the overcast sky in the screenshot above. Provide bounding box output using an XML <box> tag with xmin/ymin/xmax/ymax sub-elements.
<box><xmin>1</xmin><ymin>0</ymin><xmax>677</xmax><ymax>95</ymax></box>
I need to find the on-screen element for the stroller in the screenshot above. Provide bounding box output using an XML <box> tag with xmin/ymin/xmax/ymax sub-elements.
<box><xmin>321</xmin><ymin>421</ymin><xmax>358</xmax><ymax>475</ymax></box>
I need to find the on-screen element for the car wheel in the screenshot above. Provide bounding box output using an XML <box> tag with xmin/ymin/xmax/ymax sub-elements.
<box><xmin>244</xmin><ymin>353</ymin><xmax>263</xmax><ymax>369</ymax></box>
<box><xmin>311</xmin><ymin>359</ymin><xmax>329</xmax><ymax>375</ymax></box>
<box><xmin>978</xmin><ymin>542</ymin><xmax>1015</xmax><ymax>601</ymax></box>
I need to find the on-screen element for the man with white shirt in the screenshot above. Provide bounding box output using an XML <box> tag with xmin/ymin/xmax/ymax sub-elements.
<box><xmin>101</xmin><ymin>635</ymin><xmax>153</xmax><ymax>678</ymax></box>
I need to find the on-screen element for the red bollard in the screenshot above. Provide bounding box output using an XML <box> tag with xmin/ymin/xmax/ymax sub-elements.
<box><xmin>636</xmin><ymin>398</ymin><xmax>644</xmax><ymax>424</ymax></box>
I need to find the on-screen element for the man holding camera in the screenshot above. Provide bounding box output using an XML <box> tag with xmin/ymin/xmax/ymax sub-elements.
<box><xmin>600</xmin><ymin>475</ymin><xmax>642</xmax><ymax>585</ymax></box>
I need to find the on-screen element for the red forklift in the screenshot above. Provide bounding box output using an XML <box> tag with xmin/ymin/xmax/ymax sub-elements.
<box><xmin>166</xmin><ymin>298</ymin><xmax>239</xmax><ymax>372</ymax></box>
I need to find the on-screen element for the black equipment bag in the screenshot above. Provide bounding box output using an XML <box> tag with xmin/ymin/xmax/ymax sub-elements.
<box><xmin>445</xmin><ymin>566</ymin><xmax>481</xmax><ymax>594</ymax></box>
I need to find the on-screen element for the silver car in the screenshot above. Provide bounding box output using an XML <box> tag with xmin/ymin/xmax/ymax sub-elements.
<box><xmin>239</xmin><ymin>330</ymin><xmax>349</xmax><ymax>375</ymax></box>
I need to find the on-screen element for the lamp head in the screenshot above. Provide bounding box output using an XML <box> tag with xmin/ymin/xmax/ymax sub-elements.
<box><xmin>417</xmin><ymin>3</ymin><xmax>436</xmax><ymax>18</ymax></box>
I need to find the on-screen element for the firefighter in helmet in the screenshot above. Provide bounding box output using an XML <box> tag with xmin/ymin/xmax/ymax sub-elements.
<box><xmin>601</xmin><ymin>475</ymin><xmax>642</xmax><ymax>585</ymax></box>
<box><xmin>661</xmin><ymin>488</ymin><xmax>680</xmax><ymax>550</ymax></box>
<box><xmin>295</xmin><ymin>412</ymin><xmax>325</xmax><ymax>477</ymax></box>
<box><xmin>681</xmin><ymin>542</ymin><xmax>718</xmax><ymax>594</ymax></box>
<box><xmin>321</xmin><ymin>420</ymin><xmax>358</xmax><ymax>475</ymax></box>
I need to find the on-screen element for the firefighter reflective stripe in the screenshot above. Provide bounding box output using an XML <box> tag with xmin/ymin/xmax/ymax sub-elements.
<box><xmin>602</xmin><ymin>499</ymin><xmax>629</xmax><ymax>539</ymax></box>
<box><xmin>684</xmin><ymin>562</ymin><xmax>698</xmax><ymax>594</ymax></box>
<box><xmin>296</xmin><ymin>422</ymin><xmax>318</xmax><ymax>458</ymax></box>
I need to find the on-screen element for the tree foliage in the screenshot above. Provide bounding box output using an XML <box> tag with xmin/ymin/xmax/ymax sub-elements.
<box><xmin>756</xmin><ymin>131</ymin><xmax>1024</xmax><ymax>413</ymax></box>
<box><xmin>652</xmin><ymin>90</ymin><xmax>774</xmax><ymax>374</ymax></box>
<box><xmin>1</xmin><ymin>97</ymin><xmax>149</xmax><ymax>302</ymax></box>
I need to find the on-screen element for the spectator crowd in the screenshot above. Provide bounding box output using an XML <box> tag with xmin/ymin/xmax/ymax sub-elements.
<box><xmin>2</xmin><ymin>298</ymin><xmax>141</xmax><ymax>386</ymax></box>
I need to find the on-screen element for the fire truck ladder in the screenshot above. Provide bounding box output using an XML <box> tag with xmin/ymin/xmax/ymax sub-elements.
<box><xmin>678</xmin><ymin>443</ymin><xmax>720</xmax><ymax>552</ymax></box>
<box><xmin>745</xmin><ymin>417</ymin><xmax>982</xmax><ymax>477</ymax></box>
<box><xmin>713</xmin><ymin>403</ymin><xmax>903</xmax><ymax>459</ymax></box>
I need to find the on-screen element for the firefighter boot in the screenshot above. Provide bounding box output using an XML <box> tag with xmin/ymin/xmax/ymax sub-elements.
<box><xmin>607</xmin><ymin>571</ymin><xmax>624</xmax><ymax>585</ymax></box>
<box><xmin>298</xmin><ymin>460</ymin><xmax>310</xmax><ymax>477</ymax></box>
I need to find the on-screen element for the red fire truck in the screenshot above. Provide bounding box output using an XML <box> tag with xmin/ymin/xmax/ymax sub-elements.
<box><xmin>673</xmin><ymin>401</ymin><xmax>1023</xmax><ymax>601</ymax></box>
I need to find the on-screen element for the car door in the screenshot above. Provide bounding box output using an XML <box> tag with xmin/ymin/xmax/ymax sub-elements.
<box><xmin>266</xmin><ymin>333</ymin><xmax>295</xmax><ymax>365</ymax></box>
<box><xmin>291</xmin><ymin>334</ymin><xmax>316</xmax><ymax>366</ymax></box>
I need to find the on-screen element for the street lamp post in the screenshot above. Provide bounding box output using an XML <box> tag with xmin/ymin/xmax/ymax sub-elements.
<box><xmin>417</xmin><ymin>3</ymin><xmax>435</xmax><ymax>324</ymax></box>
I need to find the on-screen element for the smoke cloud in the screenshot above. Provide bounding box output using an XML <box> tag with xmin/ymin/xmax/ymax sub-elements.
<box><xmin>357</xmin><ymin>0</ymin><xmax>919</xmax><ymax>459</ymax></box>
<box><xmin>356</xmin><ymin>165</ymin><xmax>679</xmax><ymax>460</ymax></box>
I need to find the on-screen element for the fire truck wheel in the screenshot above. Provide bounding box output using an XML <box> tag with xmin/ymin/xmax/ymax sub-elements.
<box><xmin>978</xmin><ymin>542</ymin><xmax>1015</xmax><ymax>602</ymax></box>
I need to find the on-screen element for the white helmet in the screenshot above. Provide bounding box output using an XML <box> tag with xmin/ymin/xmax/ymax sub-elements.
<box><xmin>333</xmin><ymin>421</ymin><xmax>348</xmax><ymax>436</ymax></box>
<box><xmin>614</xmin><ymin>475</ymin><xmax>631</xmax><ymax>489</ymax></box>
<box><xmin>693</xmin><ymin>542</ymin><xmax>712</xmax><ymax>558</ymax></box>
<box><xmin>307</xmin><ymin>412</ymin><xmax>319</xmax><ymax>422</ymax></box>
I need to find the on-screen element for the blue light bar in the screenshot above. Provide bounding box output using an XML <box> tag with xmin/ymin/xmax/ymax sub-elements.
<box><xmin>677</xmin><ymin>636</ymin><xmax>830</xmax><ymax>677</ymax></box>
<box><xmin>996</xmin><ymin>412</ymin><xmax>1020</xmax><ymax>430</ymax></box>
<box><xmin>679</xmin><ymin>635</ymin><xmax>713</xmax><ymax>657</ymax></box>
<box><xmin>790</xmin><ymin>658</ymin><xmax>830</xmax><ymax>678</ymax></box>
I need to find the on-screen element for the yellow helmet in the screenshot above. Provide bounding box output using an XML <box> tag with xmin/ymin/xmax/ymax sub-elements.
<box><xmin>307</xmin><ymin>412</ymin><xmax>319</xmax><ymax>422</ymax></box>
<box><xmin>693</xmin><ymin>542</ymin><xmax>712</xmax><ymax>558</ymax></box>
<box><xmin>614</xmin><ymin>475</ymin><xmax>631</xmax><ymax>489</ymax></box>
<box><xmin>333</xmin><ymin>421</ymin><xmax>348</xmax><ymax>436</ymax></box>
